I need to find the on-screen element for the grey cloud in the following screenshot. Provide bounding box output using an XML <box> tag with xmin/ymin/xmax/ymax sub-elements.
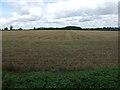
<box><xmin>48</xmin><ymin>0</ymin><xmax>118</xmax><ymax>20</ymax></box>
<box><xmin>79</xmin><ymin>15</ymin><xmax>102</xmax><ymax>22</ymax></box>
<box><xmin>79</xmin><ymin>19</ymin><xmax>91</xmax><ymax>22</ymax></box>
<box><xmin>1</xmin><ymin>0</ymin><xmax>119</xmax><ymax>28</ymax></box>
<box><xmin>118</xmin><ymin>1</ymin><xmax>120</xmax><ymax>27</ymax></box>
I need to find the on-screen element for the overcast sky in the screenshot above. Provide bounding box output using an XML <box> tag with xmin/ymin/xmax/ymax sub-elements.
<box><xmin>0</xmin><ymin>0</ymin><xmax>119</xmax><ymax>29</ymax></box>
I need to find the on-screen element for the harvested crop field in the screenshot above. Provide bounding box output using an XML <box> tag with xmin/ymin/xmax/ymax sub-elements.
<box><xmin>2</xmin><ymin>30</ymin><xmax>118</xmax><ymax>72</ymax></box>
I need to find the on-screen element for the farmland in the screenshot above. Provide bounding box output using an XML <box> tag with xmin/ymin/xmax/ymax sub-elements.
<box><xmin>3</xmin><ymin>30</ymin><xmax>118</xmax><ymax>72</ymax></box>
<box><xmin>2</xmin><ymin>30</ymin><xmax>119</xmax><ymax>88</ymax></box>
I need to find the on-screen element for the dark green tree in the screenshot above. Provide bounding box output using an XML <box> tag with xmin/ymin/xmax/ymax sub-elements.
<box><xmin>18</xmin><ymin>28</ymin><xmax>22</xmax><ymax>30</ymax></box>
<box><xmin>65</xmin><ymin>26</ymin><xmax>82</xmax><ymax>30</ymax></box>
<box><xmin>4</xmin><ymin>27</ymin><xmax>8</xmax><ymax>30</ymax></box>
<box><xmin>33</xmin><ymin>27</ymin><xmax>36</xmax><ymax>30</ymax></box>
<box><xmin>10</xmin><ymin>25</ymin><xmax>13</xmax><ymax>30</ymax></box>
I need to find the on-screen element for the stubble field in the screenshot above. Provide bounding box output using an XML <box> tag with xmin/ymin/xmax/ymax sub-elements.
<box><xmin>2</xmin><ymin>30</ymin><xmax>118</xmax><ymax>72</ymax></box>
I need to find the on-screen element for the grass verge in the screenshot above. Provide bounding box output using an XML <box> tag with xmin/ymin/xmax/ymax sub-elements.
<box><xmin>2</xmin><ymin>68</ymin><xmax>120</xmax><ymax>88</ymax></box>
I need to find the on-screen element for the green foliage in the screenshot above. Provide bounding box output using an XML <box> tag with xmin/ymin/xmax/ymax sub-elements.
<box><xmin>65</xmin><ymin>26</ymin><xmax>82</xmax><ymax>30</ymax></box>
<box><xmin>4</xmin><ymin>27</ymin><xmax>8</xmax><ymax>30</ymax></box>
<box><xmin>35</xmin><ymin>26</ymin><xmax>82</xmax><ymax>30</ymax></box>
<box><xmin>2</xmin><ymin>68</ymin><xmax>120</xmax><ymax>88</ymax></box>
<box><xmin>32</xmin><ymin>26</ymin><xmax>119</xmax><ymax>31</ymax></box>
<box><xmin>10</xmin><ymin>25</ymin><xmax>13</xmax><ymax>30</ymax></box>
<box><xmin>18</xmin><ymin>28</ymin><xmax>22</xmax><ymax>30</ymax></box>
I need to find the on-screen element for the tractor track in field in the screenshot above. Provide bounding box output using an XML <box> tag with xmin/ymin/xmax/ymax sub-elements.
<box><xmin>65</xmin><ymin>30</ymin><xmax>74</xmax><ymax>41</ymax></box>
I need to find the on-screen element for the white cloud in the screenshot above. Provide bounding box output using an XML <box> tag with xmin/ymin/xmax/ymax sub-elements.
<box><xmin>0</xmin><ymin>0</ymin><xmax>119</xmax><ymax>29</ymax></box>
<box><xmin>47</xmin><ymin>0</ymin><xmax>118</xmax><ymax>19</ymax></box>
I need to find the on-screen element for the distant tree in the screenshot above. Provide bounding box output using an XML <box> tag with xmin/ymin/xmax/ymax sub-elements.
<box><xmin>65</xmin><ymin>26</ymin><xmax>82</xmax><ymax>30</ymax></box>
<box><xmin>18</xmin><ymin>28</ymin><xmax>22</xmax><ymax>30</ymax></box>
<box><xmin>4</xmin><ymin>27</ymin><xmax>8</xmax><ymax>30</ymax></box>
<box><xmin>10</xmin><ymin>25</ymin><xmax>13</xmax><ymax>30</ymax></box>
<box><xmin>33</xmin><ymin>27</ymin><xmax>36</xmax><ymax>30</ymax></box>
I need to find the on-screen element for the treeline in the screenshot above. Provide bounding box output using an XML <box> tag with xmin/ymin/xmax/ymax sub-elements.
<box><xmin>34</xmin><ymin>26</ymin><xmax>119</xmax><ymax>31</ymax></box>
<box><xmin>34</xmin><ymin>26</ymin><xmax>82</xmax><ymax>30</ymax></box>
<box><xmin>82</xmin><ymin>27</ymin><xmax>119</xmax><ymax>31</ymax></box>
<box><xmin>1</xmin><ymin>25</ymin><xmax>119</xmax><ymax>31</ymax></box>
<box><xmin>1</xmin><ymin>25</ymin><xmax>23</xmax><ymax>31</ymax></box>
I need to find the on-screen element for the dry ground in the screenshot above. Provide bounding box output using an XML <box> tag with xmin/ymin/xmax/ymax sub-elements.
<box><xmin>2</xmin><ymin>30</ymin><xmax>118</xmax><ymax>72</ymax></box>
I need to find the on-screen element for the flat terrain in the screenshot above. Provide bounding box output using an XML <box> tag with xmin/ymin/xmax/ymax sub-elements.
<box><xmin>2</xmin><ymin>30</ymin><xmax>118</xmax><ymax>72</ymax></box>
